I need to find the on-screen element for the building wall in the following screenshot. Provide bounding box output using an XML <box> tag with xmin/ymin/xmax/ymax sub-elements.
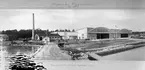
<box><xmin>53</xmin><ymin>32</ymin><xmax>66</xmax><ymax>39</ymax></box>
<box><xmin>109</xmin><ymin>33</ymin><xmax>121</xmax><ymax>39</ymax></box>
<box><xmin>53</xmin><ymin>32</ymin><xmax>77</xmax><ymax>39</ymax></box>
<box><xmin>77</xmin><ymin>28</ymin><xmax>88</xmax><ymax>39</ymax></box>
<box><xmin>77</xmin><ymin>27</ymin><xmax>132</xmax><ymax>40</ymax></box>
<box><xmin>49</xmin><ymin>36</ymin><xmax>62</xmax><ymax>41</ymax></box>
<box><xmin>88</xmin><ymin>33</ymin><xmax>97</xmax><ymax>39</ymax></box>
<box><xmin>66</xmin><ymin>32</ymin><xmax>78</xmax><ymax>39</ymax></box>
<box><xmin>69</xmin><ymin>36</ymin><xmax>77</xmax><ymax>39</ymax></box>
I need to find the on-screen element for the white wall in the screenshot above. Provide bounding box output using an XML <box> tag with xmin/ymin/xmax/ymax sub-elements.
<box><xmin>53</xmin><ymin>32</ymin><xmax>77</xmax><ymax>39</ymax></box>
<box><xmin>77</xmin><ymin>28</ymin><xmax>88</xmax><ymax>39</ymax></box>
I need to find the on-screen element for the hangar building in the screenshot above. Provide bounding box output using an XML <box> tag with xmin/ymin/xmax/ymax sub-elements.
<box><xmin>77</xmin><ymin>27</ymin><xmax>132</xmax><ymax>40</ymax></box>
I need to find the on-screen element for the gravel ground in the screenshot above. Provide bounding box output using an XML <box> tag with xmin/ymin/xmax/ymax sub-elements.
<box><xmin>33</xmin><ymin>43</ymin><xmax>71</xmax><ymax>60</ymax></box>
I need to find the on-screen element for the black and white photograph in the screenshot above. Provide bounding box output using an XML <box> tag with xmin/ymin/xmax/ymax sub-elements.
<box><xmin>1</xmin><ymin>0</ymin><xmax>145</xmax><ymax>70</ymax></box>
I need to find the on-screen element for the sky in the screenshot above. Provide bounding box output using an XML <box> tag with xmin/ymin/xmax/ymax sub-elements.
<box><xmin>0</xmin><ymin>9</ymin><xmax>145</xmax><ymax>31</ymax></box>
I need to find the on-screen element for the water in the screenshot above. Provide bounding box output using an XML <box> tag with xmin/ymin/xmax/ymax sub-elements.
<box><xmin>102</xmin><ymin>46</ymin><xmax>145</xmax><ymax>61</ymax></box>
<box><xmin>5</xmin><ymin>45</ymin><xmax>38</xmax><ymax>57</ymax></box>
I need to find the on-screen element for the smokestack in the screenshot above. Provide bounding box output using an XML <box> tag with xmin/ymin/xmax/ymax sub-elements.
<box><xmin>32</xmin><ymin>13</ymin><xmax>35</xmax><ymax>40</ymax></box>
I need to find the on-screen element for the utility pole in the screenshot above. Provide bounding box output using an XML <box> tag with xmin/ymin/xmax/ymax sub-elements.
<box><xmin>32</xmin><ymin>13</ymin><xmax>35</xmax><ymax>40</ymax></box>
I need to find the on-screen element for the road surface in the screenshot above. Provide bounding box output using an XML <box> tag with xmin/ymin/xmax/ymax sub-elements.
<box><xmin>32</xmin><ymin>43</ymin><xmax>71</xmax><ymax>60</ymax></box>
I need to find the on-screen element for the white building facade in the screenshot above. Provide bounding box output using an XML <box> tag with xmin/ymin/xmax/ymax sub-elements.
<box><xmin>53</xmin><ymin>32</ymin><xmax>78</xmax><ymax>39</ymax></box>
<box><xmin>76</xmin><ymin>27</ymin><xmax>132</xmax><ymax>40</ymax></box>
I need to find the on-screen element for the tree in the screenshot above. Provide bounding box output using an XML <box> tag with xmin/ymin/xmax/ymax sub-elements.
<box><xmin>1</xmin><ymin>29</ymin><xmax>51</xmax><ymax>41</ymax></box>
<box><xmin>55</xmin><ymin>29</ymin><xmax>59</xmax><ymax>32</ymax></box>
<box><xmin>67</xmin><ymin>30</ymin><xmax>71</xmax><ymax>32</ymax></box>
<box><xmin>65</xmin><ymin>29</ymin><xmax>68</xmax><ymax>32</ymax></box>
<box><xmin>72</xmin><ymin>29</ymin><xmax>75</xmax><ymax>32</ymax></box>
<box><xmin>59</xmin><ymin>29</ymin><xmax>62</xmax><ymax>32</ymax></box>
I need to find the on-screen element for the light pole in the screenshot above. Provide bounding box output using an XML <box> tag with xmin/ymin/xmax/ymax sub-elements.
<box><xmin>114</xmin><ymin>25</ymin><xmax>119</xmax><ymax>40</ymax></box>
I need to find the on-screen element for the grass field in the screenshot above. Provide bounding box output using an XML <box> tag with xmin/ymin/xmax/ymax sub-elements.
<box><xmin>65</xmin><ymin>39</ymin><xmax>138</xmax><ymax>49</ymax></box>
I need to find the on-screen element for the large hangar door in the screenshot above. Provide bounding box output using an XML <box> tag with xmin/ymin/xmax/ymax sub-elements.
<box><xmin>121</xmin><ymin>34</ymin><xmax>128</xmax><ymax>38</ymax></box>
<box><xmin>97</xmin><ymin>33</ymin><xmax>109</xmax><ymax>39</ymax></box>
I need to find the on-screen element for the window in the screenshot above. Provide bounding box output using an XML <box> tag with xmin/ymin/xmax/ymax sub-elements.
<box><xmin>82</xmin><ymin>34</ymin><xmax>84</xmax><ymax>39</ymax></box>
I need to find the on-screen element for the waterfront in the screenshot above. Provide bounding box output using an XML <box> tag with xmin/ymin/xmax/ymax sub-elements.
<box><xmin>2</xmin><ymin>41</ymin><xmax>145</xmax><ymax>70</ymax></box>
<box><xmin>102</xmin><ymin>46</ymin><xmax>145</xmax><ymax>61</ymax></box>
<box><xmin>3</xmin><ymin>40</ymin><xmax>145</xmax><ymax>61</ymax></box>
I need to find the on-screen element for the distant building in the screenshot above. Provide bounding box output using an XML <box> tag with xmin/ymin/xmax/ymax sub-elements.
<box><xmin>35</xmin><ymin>33</ymin><xmax>62</xmax><ymax>42</ymax></box>
<box><xmin>48</xmin><ymin>33</ymin><xmax>62</xmax><ymax>41</ymax></box>
<box><xmin>42</xmin><ymin>37</ymin><xmax>50</xmax><ymax>43</ymax></box>
<box><xmin>53</xmin><ymin>32</ymin><xmax>78</xmax><ymax>39</ymax></box>
<box><xmin>0</xmin><ymin>34</ymin><xmax>8</xmax><ymax>41</ymax></box>
<box><xmin>76</xmin><ymin>27</ymin><xmax>132</xmax><ymax>40</ymax></box>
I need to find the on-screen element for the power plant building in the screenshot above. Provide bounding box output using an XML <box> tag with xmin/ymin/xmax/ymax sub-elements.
<box><xmin>76</xmin><ymin>27</ymin><xmax>132</xmax><ymax>40</ymax></box>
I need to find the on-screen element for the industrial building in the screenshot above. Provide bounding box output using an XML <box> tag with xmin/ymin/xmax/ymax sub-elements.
<box><xmin>76</xmin><ymin>27</ymin><xmax>132</xmax><ymax>40</ymax></box>
<box><xmin>53</xmin><ymin>32</ymin><xmax>78</xmax><ymax>39</ymax></box>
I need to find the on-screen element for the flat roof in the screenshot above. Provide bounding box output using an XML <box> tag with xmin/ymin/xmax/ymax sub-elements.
<box><xmin>77</xmin><ymin>27</ymin><xmax>132</xmax><ymax>33</ymax></box>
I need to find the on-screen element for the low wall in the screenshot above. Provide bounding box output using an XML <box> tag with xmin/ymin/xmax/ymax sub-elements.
<box><xmin>96</xmin><ymin>42</ymin><xmax>145</xmax><ymax>56</ymax></box>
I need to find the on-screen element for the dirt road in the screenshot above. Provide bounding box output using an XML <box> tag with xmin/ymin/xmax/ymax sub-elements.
<box><xmin>32</xmin><ymin>43</ymin><xmax>71</xmax><ymax>60</ymax></box>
